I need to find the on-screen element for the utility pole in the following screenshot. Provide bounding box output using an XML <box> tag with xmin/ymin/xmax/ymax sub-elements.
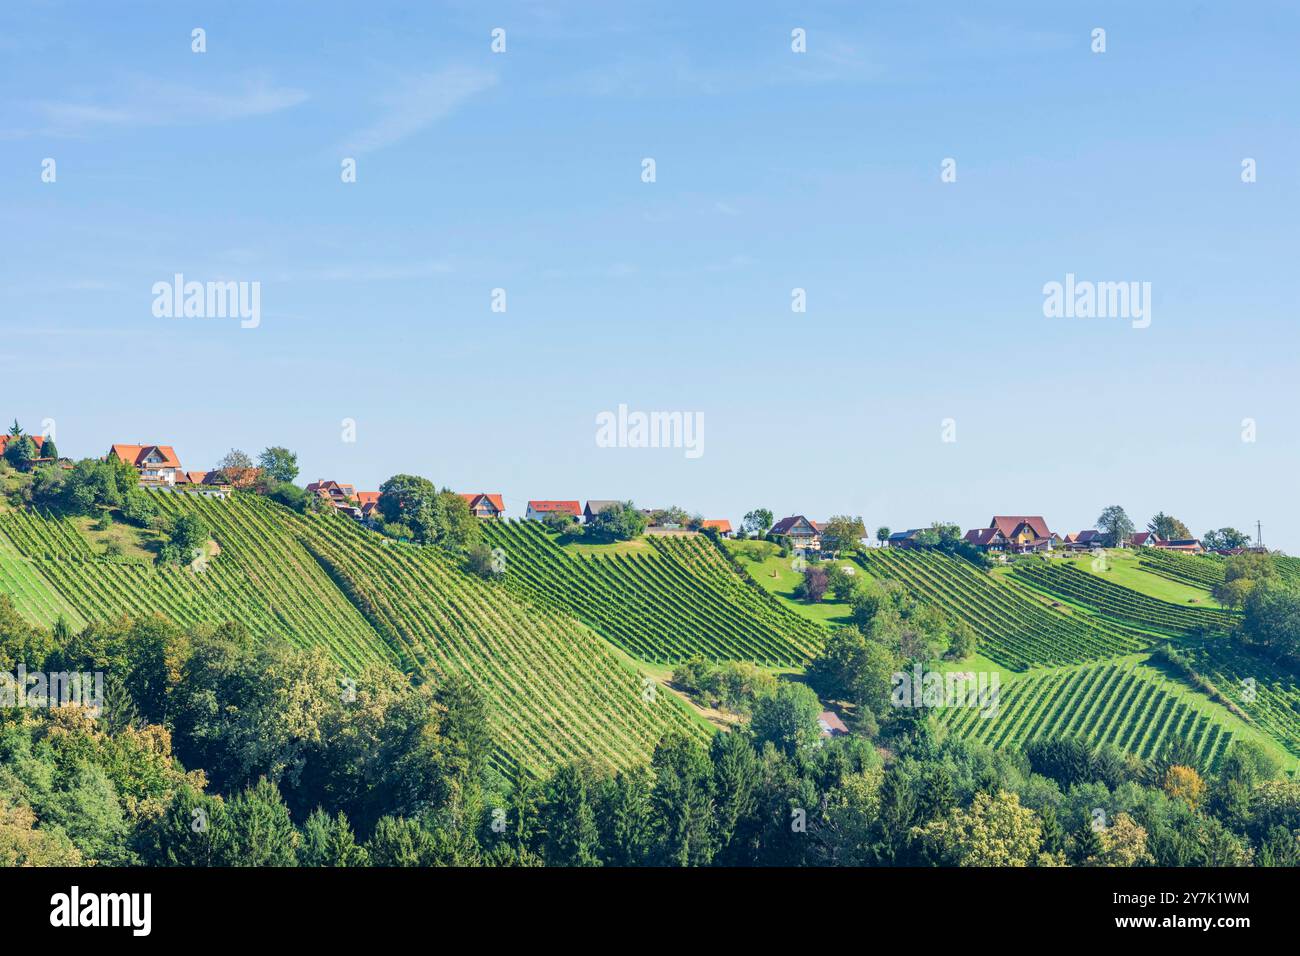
<box><xmin>1256</xmin><ymin>519</ymin><xmax>1263</xmax><ymax>549</ymax></box>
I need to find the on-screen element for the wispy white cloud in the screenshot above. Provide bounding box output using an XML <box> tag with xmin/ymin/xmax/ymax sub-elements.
<box><xmin>7</xmin><ymin>72</ymin><xmax>307</xmax><ymax>137</ymax></box>
<box><xmin>340</xmin><ymin>67</ymin><xmax>497</xmax><ymax>155</ymax></box>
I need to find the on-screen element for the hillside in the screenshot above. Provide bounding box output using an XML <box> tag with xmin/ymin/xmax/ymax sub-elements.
<box><xmin>4</xmin><ymin>483</ymin><xmax>1299</xmax><ymax>776</ymax></box>
<box><xmin>479</xmin><ymin>520</ymin><xmax>823</xmax><ymax>665</ymax></box>
<box><xmin>855</xmin><ymin>548</ymin><xmax>1149</xmax><ymax>670</ymax></box>
<box><xmin>0</xmin><ymin>492</ymin><xmax>706</xmax><ymax>777</ymax></box>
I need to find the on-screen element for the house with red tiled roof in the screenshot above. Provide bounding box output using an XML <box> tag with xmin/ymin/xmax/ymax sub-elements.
<box><xmin>0</xmin><ymin>434</ymin><xmax>47</xmax><ymax>462</ymax></box>
<box><xmin>701</xmin><ymin>519</ymin><xmax>733</xmax><ymax>537</ymax></box>
<box><xmin>1130</xmin><ymin>531</ymin><xmax>1160</xmax><ymax>547</ymax></box>
<box><xmin>525</xmin><ymin>500</ymin><xmax>581</xmax><ymax>521</ymax></box>
<box><xmin>354</xmin><ymin>491</ymin><xmax>381</xmax><ymax>519</ymax></box>
<box><xmin>109</xmin><ymin>444</ymin><xmax>183</xmax><ymax>485</ymax></box>
<box><xmin>989</xmin><ymin>516</ymin><xmax>1053</xmax><ymax>553</ymax></box>
<box><xmin>0</xmin><ymin>434</ymin><xmax>44</xmax><ymax>457</ymax></box>
<box><xmin>460</xmin><ymin>493</ymin><xmax>505</xmax><ymax>519</ymax></box>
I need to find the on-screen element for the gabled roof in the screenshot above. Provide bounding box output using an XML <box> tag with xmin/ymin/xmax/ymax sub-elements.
<box><xmin>1075</xmin><ymin>529</ymin><xmax>1104</xmax><ymax>545</ymax></box>
<box><xmin>584</xmin><ymin>500</ymin><xmax>620</xmax><ymax>515</ymax></box>
<box><xmin>354</xmin><ymin>491</ymin><xmax>380</xmax><ymax>507</ymax></box>
<box><xmin>1130</xmin><ymin>531</ymin><xmax>1159</xmax><ymax>546</ymax></box>
<box><xmin>964</xmin><ymin>527</ymin><xmax>1004</xmax><ymax>546</ymax></box>
<box><xmin>0</xmin><ymin>434</ymin><xmax>45</xmax><ymax>456</ymax></box>
<box><xmin>460</xmin><ymin>493</ymin><xmax>505</xmax><ymax>513</ymax></box>
<box><xmin>888</xmin><ymin>528</ymin><xmax>924</xmax><ymax>541</ymax></box>
<box><xmin>990</xmin><ymin>515</ymin><xmax>1051</xmax><ymax>539</ymax></box>
<box><xmin>770</xmin><ymin>515</ymin><xmax>817</xmax><ymax>535</ymax></box>
<box><xmin>110</xmin><ymin>444</ymin><xmax>181</xmax><ymax>469</ymax></box>
<box><xmin>307</xmin><ymin>480</ymin><xmax>356</xmax><ymax>497</ymax></box>
<box><xmin>528</xmin><ymin>500</ymin><xmax>581</xmax><ymax>516</ymax></box>
<box><xmin>701</xmin><ymin>519</ymin><xmax>732</xmax><ymax>533</ymax></box>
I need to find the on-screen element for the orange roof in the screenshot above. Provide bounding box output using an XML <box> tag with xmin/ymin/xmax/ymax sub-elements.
<box><xmin>110</xmin><ymin>444</ymin><xmax>181</xmax><ymax>469</ymax></box>
<box><xmin>527</xmin><ymin>500</ymin><xmax>581</xmax><ymax>516</ymax></box>
<box><xmin>459</xmin><ymin>493</ymin><xmax>505</xmax><ymax>513</ymax></box>
<box><xmin>354</xmin><ymin>491</ymin><xmax>380</xmax><ymax>507</ymax></box>
<box><xmin>0</xmin><ymin>434</ymin><xmax>45</xmax><ymax>456</ymax></box>
<box><xmin>701</xmin><ymin>519</ymin><xmax>732</xmax><ymax>532</ymax></box>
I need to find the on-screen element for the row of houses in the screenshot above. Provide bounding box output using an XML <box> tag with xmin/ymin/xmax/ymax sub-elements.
<box><xmin>887</xmin><ymin>515</ymin><xmax>1210</xmax><ymax>555</ymax></box>
<box><xmin>99</xmin><ymin>450</ymin><xmax>734</xmax><ymax>532</ymax></box>
<box><xmin>80</xmin><ymin>445</ymin><xmax>1241</xmax><ymax>555</ymax></box>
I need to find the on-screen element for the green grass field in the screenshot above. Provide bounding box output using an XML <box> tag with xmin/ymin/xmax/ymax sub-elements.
<box><xmin>1049</xmin><ymin>548</ymin><xmax>1222</xmax><ymax>606</ymax></box>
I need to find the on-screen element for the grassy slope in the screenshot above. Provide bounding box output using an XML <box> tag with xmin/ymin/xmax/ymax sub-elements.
<box><xmin>1050</xmin><ymin>548</ymin><xmax>1223</xmax><ymax>607</ymax></box>
<box><xmin>724</xmin><ymin>544</ymin><xmax>857</xmax><ymax>629</ymax></box>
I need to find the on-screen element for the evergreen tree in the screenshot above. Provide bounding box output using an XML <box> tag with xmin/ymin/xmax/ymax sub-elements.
<box><xmin>710</xmin><ymin>731</ymin><xmax>760</xmax><ymax>862</ymax></box>
<box><xmin>650</xmin><ymin>732</ymin><xmax>716</xmax><ymax>866</ymax></box>
<box><xmin>601</xmin><ymin>766</ymin><xmax>654</xmax><ymax>866</ymax></box>
<box><xmin>299</xmin><ymin>809</ymin><xmax>368</xmax><ymax>866</ymax></box>
<box><xmin>541</xmin><ymin>763</ymin><xmax>602</xmax><ymax>866</ymax></box>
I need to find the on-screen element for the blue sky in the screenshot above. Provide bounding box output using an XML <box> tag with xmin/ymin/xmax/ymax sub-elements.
<box><xmin>2</xmin><ymin>1</ymin><xmax>1297</xmax><ymax>547</ymax></box>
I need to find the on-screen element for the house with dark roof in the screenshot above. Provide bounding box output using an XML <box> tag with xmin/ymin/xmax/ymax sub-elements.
<box><xmin>459</xmin><ymin>493</ymin><xmax>505</xmax><ymax>519</ymax></box>
<box><xmin>1155</xmin><ymin>538</ymin><xmax>1204</xmax><ymax>554</ymax></box>
<box><xmin>109</xmin><ymin>444</ymin><xmax>184</xmax><ymax>486</ymax></box>
<box><xmin>887</xmin><ymin>529</ymin><xmax>926</xmax><ymax>550</ymax></box>
<box><xmin>307</xmin><ymin>480</ymin><xmax>358</xmax><ymax>513</ymax></box>
<box><xmin>1066</xmin><ymin>529</ymin><xmax>1105</xmax><ymax>551</ymax></box>
<box><xmin>583</xmin><ymin>500</ymin><xmax>621</xmax><ymax>522</ymax></box>
<box><xmin>989</xmin><ymin>516</ymin><xmax>1053</xmax><ymax>553</ymax></box>
<box><xmin>963</xmin><ymin>527</ymin><xmax>1007</xmax><ymax>552</ymax></box>
<box><xmin>526</xmin><ymin>500</ymin><xmax>581</xmax><ymax>522</ymax></box>
<box><xmin>1130</xmin><ymin>531</ymin><xmax>1160</xmax><ymax>547</ymax></box>
<box><xmin>769</xmin><ymin>515</ymin><xmax>821</xmax><ymax>552</ymax></box>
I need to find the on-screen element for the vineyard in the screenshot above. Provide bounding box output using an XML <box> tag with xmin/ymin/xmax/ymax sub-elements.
<box><xmin>1176</xmin><ymin>639</ymin><xmax>1300</xmax><ymax>757</ymax></box>
<box><xmin>479</xmin><ymin>520</ymin><xmax>823</xmax><ymax>665</ymax></box>
<box><xmin>278</xmin><ymin>503</ymin><xmax>707</xmax><ymax>776</ymax></box>
<box><xmin>855</xmin><ymin>549</ymin><xmax>1148</xmax><ymax>670</ymax></box>
<box><xmin>935</xmin><ymin>662</ymin><xmax>1240</xmax><ymax>771</ymax></box>
<box><xmin>0</xmin><ymin>493</ymin><xmax>703</xmax><ymax>777</ymax></box>
<box><xmin>1009</xmin><ymin>560</ymin><xmax>1234</xmax><ymax>637</ymax></box>
<box><xmin>1137</xmin><ymin>549</ymin><xmax>1224</xmax><ymax>590</ymax></box>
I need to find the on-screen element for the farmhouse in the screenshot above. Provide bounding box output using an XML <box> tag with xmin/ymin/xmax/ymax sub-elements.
<box><xmin>701</xmin><ymin>519</ymin><xmax>733</xmax><ymax>537</ymax></box>
<box><xmin>460</xmin><ymin>493</ymin><xmax>505</xmax><ymax>519</ymax></box>
<box><xmin>526</xmin><ymin>500</ymin><xmax>581</xmax><ymax>522</ymax></box>
<box><xmin>109</xmin><ymin>444</ymin><xmax>183</xmax><ymax>486</ymax></box>
<box><xmin>887</xmin><ymin>529</ymin><xmax>926</xmax><ymax>550</ymax></box>
<box><xmin>770</xmin><ymin>516</ymin><xmax>821</xmax><ymax>553</ymax></box>
<box><xmin>354</xmin><ymin>491</ymin><xmax>381</xmax><ymax>519</ymax></box>
<box><xmin>1155</xmin><ymin>538</ymin><xmax>1204</xmax><ymax>554</ymax></box>
<box><xmin>583</xmin><ymin>500</ymin><xmax>621</xmax><ymax>522</ymax></box>
<box><xmin>1129</xmin><ymin>531</ymin><xmax>1159</xmax><ymax>547</ymax></box>
<box><xmin>988</xmin><ymin>516</ymin><xmax>1053</xmax><ymax>553</ymax></box>
<box><xmin>1066</xmin><ymin>530</ymin><xmax>1105</xmax><ymax>551</ymax></box>
<box><xmin>963</xmin><ymin>527</ymin><xmax>1007</xmax><ymax>552</ymax></box>
<box><xmin>306</xmin><ymin>480</ymin><xmax>358</xmax><ymax>511</ymax></box>
<box><xmin>0</xmin><ymin>434</ymin><xmax>44</xmax><ymax>455</ymax></box>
